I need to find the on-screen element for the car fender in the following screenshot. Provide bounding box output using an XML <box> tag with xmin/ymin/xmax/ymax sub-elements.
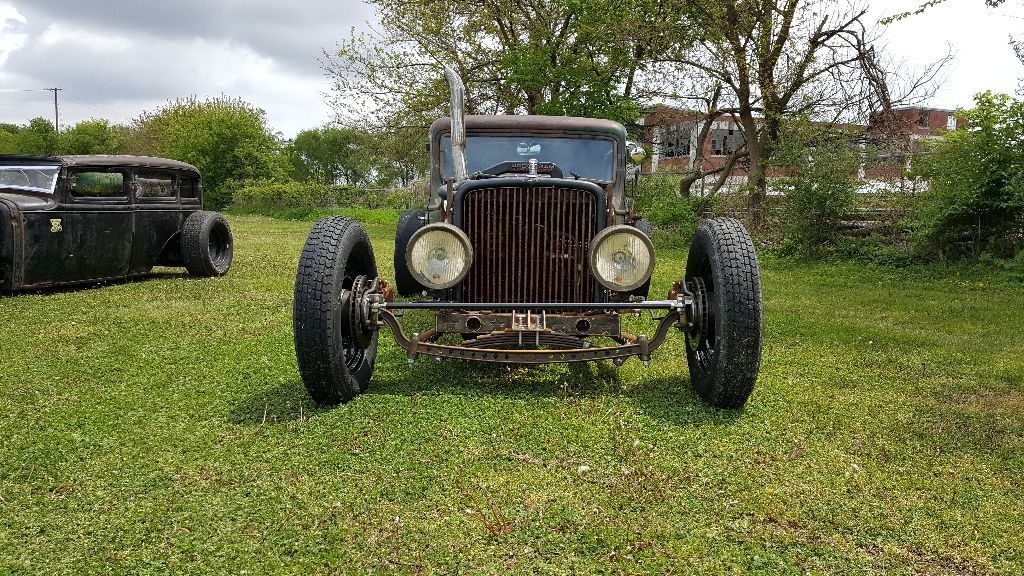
<box><xmin>154</xmin><ymin>231</ymin><xmax>184</xmax><ymax>266</ymax></box>
<box><xmin>0</xmin><ymin>198</ymin><xmax>25</xmax><ymax>290</ymax></box>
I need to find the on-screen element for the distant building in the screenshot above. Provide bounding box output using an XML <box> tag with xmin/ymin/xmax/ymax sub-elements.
<box><xmin>636</xmin><ymin>104</ymin><xmax>963</xmax><ymax>183</ymax></box>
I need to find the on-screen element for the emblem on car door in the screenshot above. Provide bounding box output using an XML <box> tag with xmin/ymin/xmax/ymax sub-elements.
<box><xmin>50</xmin><ymin>218</ymin><xmax>62</xmax><ymax>233</ymax></box>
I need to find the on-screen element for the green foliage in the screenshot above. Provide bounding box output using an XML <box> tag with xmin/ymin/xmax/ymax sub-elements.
<box><xmin>0</xmin><ymin>123</ymin><xmax>18</xmax><ymax>154</ymax></box>
<box><xmin>326</xmin><ymin>0</ymin><xmax>696</xmax><ymax>129</ymax></box>
<box><xmin>288</xmin><ymin>127</ymin><xmax>372</xmax><ymax>185</ymax></box>
<box><xmin>128</xmin><ymin>96</ymin><xmax>289</xmax><ymax>209</ymax></box>
<box><xmin>58</xmin><ymin>119</ymin><xmax>128</xmax><ymax>155</ymax></box>
<box><xmin>0</xmin><ymin>118</ymin><xmax>128</xmax><ymax>156</ymax></box>
<box><xmin>832</xmin><ymin>235</ymin><xmax>917</xmax><ymax>268</ymax></box>
<box><xmin>912</xmin><ymin>92</ymin><xmax>1024</xmax><ymax>259</ymax></box>
<box><xmin>634</xmin><ymin>174</ymin><xmax>708</xmax><ymax>248</ymax></box>
<box><xmin>772</xmin><ymin>122</ymin><xmax>859</xmax><ymax>257</ymax></box>
<box><xmin>0</xmin><ymin>118</ymin><xmax>60</xmax><ymax>156</ymax></box>
<box><xmin>232</xmin><ymin>181</ymin><xmax>413</xmax><ymax>212</ymax></box>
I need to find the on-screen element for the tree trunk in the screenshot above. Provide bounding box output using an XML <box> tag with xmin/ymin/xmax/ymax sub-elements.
<box><xmin>741</xmin><ymin>115</ymin><xmax>766</xmax><ymax>226</ymax></box>
<box><xmin>747</xmin><ymin>154</ymin><xmax>766</xmax><ymax>224</ymax></box>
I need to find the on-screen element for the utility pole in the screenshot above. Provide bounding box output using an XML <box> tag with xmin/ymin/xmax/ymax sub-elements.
<box><xmin>46</xmin><ymin>88</ymin><xmax>63</xmax><ymax>134</ymax></box>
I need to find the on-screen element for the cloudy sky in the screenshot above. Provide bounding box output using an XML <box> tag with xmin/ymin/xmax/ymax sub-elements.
<box><xmin>0</xmin><ymin>0</ymin><xmax>1021</xmax><ymax>137</ymax></box>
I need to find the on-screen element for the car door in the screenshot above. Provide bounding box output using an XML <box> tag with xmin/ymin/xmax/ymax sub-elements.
<box><xmin>64</xmin><ymin>167</ymin><xmax>133</xmax><ymax>282</ymax></box>
<box><xmin>130</xmin><ymin>169</ymin><xmax>181</xmax><ymax>275</ymax></box>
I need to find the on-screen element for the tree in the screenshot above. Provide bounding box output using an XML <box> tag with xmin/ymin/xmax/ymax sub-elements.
<box><xmin>662</xmin><ymin>0</ymin><xmax>945</xmax><ymax>222</ymax></box>
<box><xmin>913</xmin><ymin>92</ymin><xmax>1024</xmax><ymax>258</ymax></box>
<box><xmin>58</xmin><ymin>120</ymin><xmax>128</xmax><ymax>155</ymax></box>
<box><xmin>0</xmin><ymin>118</ymin><xmax>61</xmax><ymax>156</ymax></box>
<box><xmin>288</xmin><ymin>127</ymin><xmax>372</xmax><ymax>185</ymax></box>
<box><xmin>772</xmin><ymin>119</ymin><xmax>860</xmax><ymax>255</ymax></box>
<box><xmin>882</xmin><ymin>0</ymin><xmax>1006</xmax><ymax>24</ymax></box>
<box><xmin>370</xmin><ymin>129</ymin><xmax>429</xmax><ymax>188</ymax></box>
<box><xmin>0</xmin><ymin>124</ymin><xmax>18</xmax><ymax>154</ymax></box>
<box><xmin>127</xmin><ymin>97</ymin><xmax>288</xmax><ymax>209</ymax></box>
<box><xmin>324</xmin><ymin>0</ymin><xmax>698</xmax><ymax>130</ymax></box>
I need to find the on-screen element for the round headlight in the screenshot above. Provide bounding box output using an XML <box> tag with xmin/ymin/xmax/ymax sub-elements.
<box><xmin>405</xmin><ymin>223</ymin><xmax>473</xmax><ymax>289</ymax></box>
<box><xmin>589</xmin><ymin>225</ymin><xmax>655</xmax><ymax>292</ymax></box>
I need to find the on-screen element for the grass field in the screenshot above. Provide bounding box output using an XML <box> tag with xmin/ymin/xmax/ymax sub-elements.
<box><xmin>1</xmin><ymin>212</ymin><xmax>1022</xmax><ymax>575</ymax></box>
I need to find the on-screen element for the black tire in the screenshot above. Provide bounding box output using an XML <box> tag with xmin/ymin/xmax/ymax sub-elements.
<box><xmin>181</xmin><ymin>211</ymin><xmax>233</xmax><ymax>277</ymax></box>
<box><xmin>394</xmin><ymin>210</ymin><xmax>428</xmax><ymax>296</ymax></box>
<box><xmin>294</xmin><ymin>217</ymin><xmax>379</xmax><ymax>405</ymax></box>
<box><xmin>631</xmin><ymin>219</ymin><xmax>655</xmax><ymax>299</ymax></box>
<box><xmin>684</xmin><ymin>217</ymin><xmax>762</xmax><ymax>409</ymax></box>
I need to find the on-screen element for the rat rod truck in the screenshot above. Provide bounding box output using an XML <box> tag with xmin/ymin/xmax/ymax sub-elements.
<box><xmin>293</xmin><ymin>67</ymin><xmax>763</xmax><ymax>409</ymax></box>
<box><xmin>0</xmin><ymin>155</ymin><xmax>233</xmax><ymax>291</ymax></box>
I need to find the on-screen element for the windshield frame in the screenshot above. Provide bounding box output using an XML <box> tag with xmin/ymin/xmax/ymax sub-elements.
<box><xmin>440</xmin><ymin>133</ymin><xmax>618</xmax><ymax>183</ymax></box>
<box><xmin>0</xmin><ymin>165</ymin><xmax>61</xmax><ymax>195</ymax></box>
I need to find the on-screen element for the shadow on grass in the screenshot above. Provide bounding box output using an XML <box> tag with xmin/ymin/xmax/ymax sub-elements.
<box><xmin>230</xmin><ymin>357</ymin><xmax>743</xmax><ymax>428</ymax></box>
<box><xmin>229</xmin><ymin>379</ymin><xmax>332</xmax><ymax>425</ymax></box>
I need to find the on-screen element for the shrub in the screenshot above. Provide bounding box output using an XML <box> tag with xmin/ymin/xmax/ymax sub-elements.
<box><xmin>912</xmin><ymin>92</ymin><xmax>1024</xmax><ymax>259</ymax></box>
<box><xmin>634</xmin><ymin>173</ymin><xmax>706</xmax><ymax>247</ymax></box>
<box><xmin>127</xmin><ymin>97</ymin><xmax>289</xmax><ymax>210</ymax></box>
<box><xmin>772</xmin><ymin>122</ymin><xmax>859</xmax><ymax>257</ymax></box>
<box><xmin>232</xmin><ymin>181</ymin><xmax>414</xmax><ymax>212</ymax></box>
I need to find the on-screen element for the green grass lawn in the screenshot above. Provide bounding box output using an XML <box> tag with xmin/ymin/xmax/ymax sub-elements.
<box><xmin>1</xmin><ymin>212</ymin><xmax>1022</xmax><ymax>575</ymax></box>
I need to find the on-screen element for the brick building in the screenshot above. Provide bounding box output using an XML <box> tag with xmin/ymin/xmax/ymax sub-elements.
<box><xmin>637</xmin><ymin>104</ymin><xmax>963</xmax><ymax>180</ymax></box>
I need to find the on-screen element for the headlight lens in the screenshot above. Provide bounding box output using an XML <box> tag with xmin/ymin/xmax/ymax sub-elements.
<box><xmin>589</xmin><ymin>225</ymin><xmax>655</xmax><ymax>292</ymax></box>
<box><xmin>405</xmin><ymin>223</ymin><xmax>473</xmax><ymax>289</ymax></box>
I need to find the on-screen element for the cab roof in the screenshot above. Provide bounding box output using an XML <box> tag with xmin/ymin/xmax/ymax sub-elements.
<box><xmin>430</xmin><ymin>115</ymin><xmax>627</xmax><ymax>141</ymax></box>
<box><xmin>0</xmin><ymin>154</ymin><xmax>199</xmax><ymax>173</ymax></box>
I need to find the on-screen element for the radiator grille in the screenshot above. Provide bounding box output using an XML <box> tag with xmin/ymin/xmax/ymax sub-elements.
<box><xmin>462</xmin><ymin>185</ymin><xmax>598</xmax><ymax>303</ymax></box>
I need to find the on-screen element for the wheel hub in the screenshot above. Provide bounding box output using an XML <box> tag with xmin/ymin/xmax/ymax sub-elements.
<box><xmin>340</xmin><ymin>275</ymin><xmax>376</xmax><ymax>349</ymax></box>
<box><xmin>685</xmin><ymin>277</ymin><xmax>710</xmax><ymax>348</ymax></box>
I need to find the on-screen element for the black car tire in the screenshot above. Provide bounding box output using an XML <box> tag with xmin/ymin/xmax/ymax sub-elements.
<box><xmin>294</xmin><ymin>216</ymin><xmax>379</xmax><ymax>405</ymax></box>
<box><xmin>394</xmin><ymin>210</ymin><xmax>428</xmax><ymax>296</ymax></box>
<box><xmin>182</xmin><ymin>211</ymin><xmax>234</xmax><ymax>277</ymax></box>
<box><xmin>684</xmin><ymin>218</ymin><xmax>762</xmax><ymax>409</ymax></box>
<box><xmin>631</xmin><ymin>219</ymin><xmax>654</xmax><ymax>299</ymax></box>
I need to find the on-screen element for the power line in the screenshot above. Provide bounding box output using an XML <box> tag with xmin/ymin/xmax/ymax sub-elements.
<box><xmin>0</xmin><ymin>88</ymin><xmax>137</xmax><ymax>127</ymax></box>
<box><xmin>60</xmin><ymin>91</ymin><xmax>135</xmax><ymax>125</ymax></box>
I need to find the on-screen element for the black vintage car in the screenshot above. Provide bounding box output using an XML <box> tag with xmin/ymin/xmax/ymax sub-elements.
<box><xmin>0</xmin><ymin>155</ymin><xmax>233</xmax><ymax>291</ymax></box>
<box><xmin>293</xmin><ymin>66</ymin><xmax>763</xmax><ymax>409</ymax></box>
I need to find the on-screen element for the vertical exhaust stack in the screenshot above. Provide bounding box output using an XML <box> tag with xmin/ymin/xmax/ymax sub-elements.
<box><xmin>443</xmin><ymin>64</ymin><xmax>469</xmax><ymax>182</ymax></box>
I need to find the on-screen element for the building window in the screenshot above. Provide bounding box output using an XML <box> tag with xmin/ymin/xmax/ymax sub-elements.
<box><xmin>946</xmin><ymin>113</ymin><xmax>956</xmax><ymax>131</ymax></box>
<box><xmin>660</xmin><ymin>122</ymin><xmax>693</xmax><ymax>159</ymax></box>
<box><xmin>918</xmin><ymin>110</ymin><xmax>930</xmax><ymax>128</ymax></box>
<box><xmin>710</xmin><ymin>128</ymin><xmax>743</xmax><ymax>156</ymax></box>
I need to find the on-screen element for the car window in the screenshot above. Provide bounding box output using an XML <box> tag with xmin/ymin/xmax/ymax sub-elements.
<box><xmin>0</xmin><ymin>166</ymin><xmax>60</xmax><ymax>194</ymax></box>
<box><xmin>442</xmin><ymin>135</ymin><xmax>616</xmax><ymax>181</ymax></box>
<box><xmin>69</xmin><ymin>171</ymin><xmax>125</xmax><ymax>198</ymax></box>
<box><xmin>178</xmin><ymin>176</ymin><xmax>199</xmax><ymax>199</ymax></box>
<box><xmin>136</xmin><ymin>172</ymin><xmax>176</xmax><ymax>199</ymax></box>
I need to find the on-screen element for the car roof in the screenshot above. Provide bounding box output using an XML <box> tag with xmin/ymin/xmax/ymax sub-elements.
<box><xmin>430</xmin><ymin>115</ymin><xmax>627</xmax><ymax>140</ymax></box>
<box><xmin>0</xmin><ymin>154</ymin><xmax>200</xmax><ymax>173</ymax></box>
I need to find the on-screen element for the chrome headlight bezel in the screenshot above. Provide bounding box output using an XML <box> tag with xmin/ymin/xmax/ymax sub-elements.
<box><xmin>405</xmin><ymin>223</ymin><xmax>474</xmax><ymax>290</ymax></box>
<box><xmin>588</xmin><ymin>225</ymin><xmax>656</xmax><ymax>292</ymax></box>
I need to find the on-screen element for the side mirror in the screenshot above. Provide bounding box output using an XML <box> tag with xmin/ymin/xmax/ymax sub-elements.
<box><xmin>626</xmin><ymin>141</ymin><xmax>647</xmax><ymax>165</ymax></box>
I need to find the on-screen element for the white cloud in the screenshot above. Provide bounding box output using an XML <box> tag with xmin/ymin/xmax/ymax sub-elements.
<box><xmin>4</xmin><ymin>0</ymin><xmax>1017</xmax><ymax>137</ymax></box>
<box><xmin>0</xmin><ymin>2</ymin><xmax>28</xmax><ymax>66</ymax></box>
<box><xmin>39</xmin><ymin>22</ymin><xmax>132</xmax><ymax>52</ymax></box>
<box><xmin>875</xmin><ymin>0</ymin><xmax>1024</xmax><ymax>109</ymax></box>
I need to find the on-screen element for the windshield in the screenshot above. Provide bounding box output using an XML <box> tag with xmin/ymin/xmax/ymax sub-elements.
<box><xmin>443</xmin><ymin>135</ymin><xmax>615</xmax><ymax>181</ymax></box>
<box><xmin>0</xmin><ymin>165</ymin><xmax>60</xmax><ymax>194</ymax></box>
